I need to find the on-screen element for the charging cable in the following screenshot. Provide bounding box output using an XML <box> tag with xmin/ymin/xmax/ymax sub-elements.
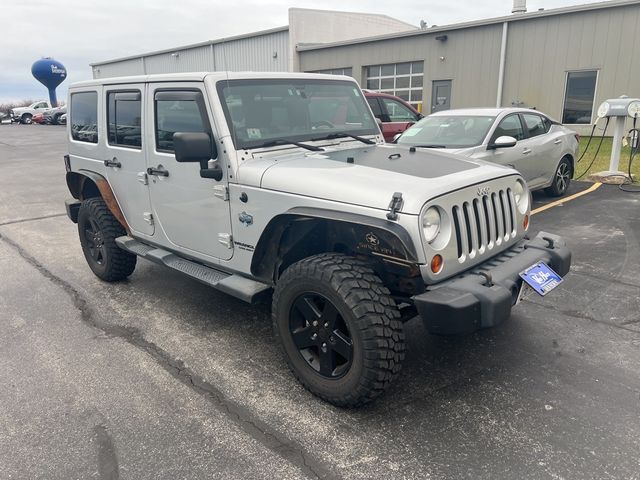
<box><xmin>619</xmin><ymin>115</ymin><xmax>639</xmax><ymax>192</ymax></box>
<box><xmin>575</xmin><ymin>117</ymin><xmax>610</xmax><ymax>180</ymax></box>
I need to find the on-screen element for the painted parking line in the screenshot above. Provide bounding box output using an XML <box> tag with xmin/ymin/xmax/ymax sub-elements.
<box><xmin>531</xmin><ymin>182</ymin><xmax>602</xmax><ymax>216</ymax></box>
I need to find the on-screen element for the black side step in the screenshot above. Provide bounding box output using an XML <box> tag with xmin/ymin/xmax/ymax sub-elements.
<box><xmin>116</xmin><ymin>236</ymin><xmax>271</xmax><ymax>303</ymax></box>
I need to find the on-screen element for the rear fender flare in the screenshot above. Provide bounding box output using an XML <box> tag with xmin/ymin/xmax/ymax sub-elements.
<box><xmin>66</xmin><ymin>170</ymin><xmax>129</xmax><ymax>231</ymax></box>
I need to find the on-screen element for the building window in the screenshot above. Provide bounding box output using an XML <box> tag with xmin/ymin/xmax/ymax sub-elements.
<box><xmin>562</xmin><ymin>70</ymin><xmax>598</xmax><ymax>124</ymax></box>
<box><xmin>70</xmin><ymin>91</ymin><xmax>98</xmax><ymax>144</ymax></box>
<box><xmin>107</xmin><ymin>91</ymin><xmax>142</xmax><ymax>148</ymax></box>
<box><xmin>365</xmin><ymin>61</ymin><xmax>424</xmax><ymax>107</ymax></box>
<box><xmin>308</xmin><ymin>67</ymin><xmax>353</xmax><ymax>77</ymax></box>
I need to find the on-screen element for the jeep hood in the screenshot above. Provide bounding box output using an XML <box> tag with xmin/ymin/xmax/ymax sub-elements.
<box><xmin>242</xmin><ymin>144</ymin><xmax>517</xmax><ymax>215</ymax></box>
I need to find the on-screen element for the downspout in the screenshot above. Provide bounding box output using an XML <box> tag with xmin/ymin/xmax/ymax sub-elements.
<box><xmin>496</xmin><ymin>21</ymin><xmax>508</xmax><ymax>108</ymax></box>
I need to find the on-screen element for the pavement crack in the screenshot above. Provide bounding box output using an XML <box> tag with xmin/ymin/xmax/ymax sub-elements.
<box><xmin>0</xmin><ymin>232</ymin><xmax>334</xmax><ymax>480</ymax></box>
<box><xmin>94</xmin><ymin>424</ymin><xmax>119</xmax><ymax>480</ymax></box>
<box><xmin>0</xmin><ymin>212</ymin><xmax>67</xmax><ymax>227</ymax></box>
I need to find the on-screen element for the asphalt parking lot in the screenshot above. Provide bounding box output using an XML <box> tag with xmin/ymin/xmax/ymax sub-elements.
<box><xmin>1</xmin><ymin>125</ymin><xmax>639</xmax><ymax>480</ymax></box>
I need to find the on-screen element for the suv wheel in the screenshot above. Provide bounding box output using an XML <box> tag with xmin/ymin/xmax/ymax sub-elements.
<box><xmin>272</xmin><ymin>253</ymin><xmax>405</xmax><ymax>407</ymax></box>
<box><xmin>21</xmin><ymin>114</ymin><xmax>32</xmax><ymax>125</ymax></box>
<box><xmin>77</xmin><ymin>197</ymin><xmax>136</xmax><ymax>281</ymax></box>
<box><xmin>545</xmin><ymin>157</ymin><xmax>572</xmax><ymax>197</ymax></box>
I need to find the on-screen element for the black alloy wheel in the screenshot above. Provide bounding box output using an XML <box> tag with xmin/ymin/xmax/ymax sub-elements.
<box><xmin>289</xmin><ymin>292</ymin><xmax>353</xmax><ymax>379</ymax></box>
<box><xmin>82</xmin><ymin>216</ymin><xmax>107</xmax><ymax>266</ymax></box>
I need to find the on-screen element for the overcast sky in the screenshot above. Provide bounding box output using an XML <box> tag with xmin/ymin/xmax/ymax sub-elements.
<box><xmin>0</xmin><ymin>0</ymin><xmax>605</xmax><ymax>103</ymax></box>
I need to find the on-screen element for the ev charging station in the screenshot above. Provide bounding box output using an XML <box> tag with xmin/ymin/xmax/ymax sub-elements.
<box><xmin>591</xmin><ymin>96</ymin><xmax>640</xmax><ymax>183</ymax></box>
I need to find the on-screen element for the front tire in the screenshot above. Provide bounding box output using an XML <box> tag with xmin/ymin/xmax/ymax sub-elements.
<box><xmin>272</xmin><ymin>253</ymin><xmax>405</xmax><ymax>407</ymax></box>
<box><xmin>77</xmin><ymin>197</ymin><xmax>136</xmax><ymax>281</ymax></box>
<box><xmin>545</xmin><ymin>157</ymin><xmax>572</xmax><ymax>197</ymax></box>
<box><xmin>21</xmin><ymin>114</ymin><xmax>32</xmax><ymax>125</ymax></box>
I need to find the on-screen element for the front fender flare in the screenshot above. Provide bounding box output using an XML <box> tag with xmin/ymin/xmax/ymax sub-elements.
<box><xmin>251</xmin><ymin>206</ymin><xmax>419</xmax><ymax>282</ymax></box>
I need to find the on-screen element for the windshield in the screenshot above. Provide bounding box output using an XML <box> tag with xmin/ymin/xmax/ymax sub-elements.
<box><xmin>217</xmin><ymin>79</ymin><xmax>378</xmax><ymax>150</ymax></box>
<box><xmin>397</xmin><ymin>115</ymin><xmax>496</xmax><ymax>148</ymax></box>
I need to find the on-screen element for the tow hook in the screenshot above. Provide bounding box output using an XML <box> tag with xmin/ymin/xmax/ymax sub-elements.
<box><xmin>542</xmin><ymin>236</ymin><xmax>556</xmax><ymax>249</ymax></box>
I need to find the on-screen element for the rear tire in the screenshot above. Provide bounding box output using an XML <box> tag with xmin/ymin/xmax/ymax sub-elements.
<box><xmin>77</xmin><ymin>197</ymin><xmax>136</xmax><ymax>281</ymax></box>
<box><xmin>545</xmin><ymin>157</ymin><xmax>572</xmax><ymax>197</ymax></box>
<box><xmin>272</xmin><ymin>253</ymin><xmax>405</xmax><ymax>407</ymax></box>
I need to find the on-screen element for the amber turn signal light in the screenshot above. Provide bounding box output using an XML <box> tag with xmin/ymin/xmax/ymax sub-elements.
<box><xmin>523</xmin><ymin>214</ymin><xmax>529</xmax><ymax>230</ymax></box>
<box><xmin>430</xmin><ymin>254</ymin><xmax>443</xmax><ymax>274</ymax></box>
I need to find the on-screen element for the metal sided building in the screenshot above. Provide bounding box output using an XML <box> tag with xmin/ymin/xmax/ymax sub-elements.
<box><xmin>90</xmin><ymin>8</ymin><xmax>416</xmax><ymax>78</ymax></box>
<box><xmin>298</xmin><ymin>0</ymin><xmax>640</xmax><ymax>134</ymax></box>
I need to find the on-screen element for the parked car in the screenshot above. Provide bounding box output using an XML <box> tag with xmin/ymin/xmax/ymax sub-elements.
<box><xmin>43</xmin><ymin>106</ymin><xmax>67</xmax><ymax>125</ymax></box>
<box><xmin>10</xmin><ymin>100</ymin><xmax>53</xmax><ymax>124</ymax></box>
<box><xmin>32</xmin><ymin>112</ymin><xmax>46</xmax><ymax>124</ymax></box>
<box><xmin>58</xmin><ymin>113</ymin><xmax>67</xmax><ymax>125</ymax></box>
<box><xmin>363</xmin><ymin>90</ymin><xmax>422</xmax><ymax>142</ymax></box>
<box><xmin>395</xmin><ymin>108</ymin><xmax>580</xmax><ymax>196</ymax></box>
<box><xmin>64</xmin><ymin>73</ymin><xmax>571</xmax><ymax>407</ymax></box>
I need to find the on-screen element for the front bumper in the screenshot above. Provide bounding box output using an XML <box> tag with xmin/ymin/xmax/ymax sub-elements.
<box><xmin>412</xmin><ymin>232</ymin><xmax>571</xmax><ymax>335</ymax></box>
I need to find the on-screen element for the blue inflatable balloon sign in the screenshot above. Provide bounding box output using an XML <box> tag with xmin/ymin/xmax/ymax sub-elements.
<box><xmin>31</xmin><ymin>58</ymin><xmax>67</xmax><ymax>107</ymax></box>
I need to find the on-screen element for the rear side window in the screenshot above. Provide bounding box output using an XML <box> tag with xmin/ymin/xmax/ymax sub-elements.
<box><xmin>381</xmin><ymin>98</ymin><xmax>419</xmax><ymax>122</ymax></box>
<box><xmin>522</xmin><ymin>113</ymin><xmax>546</xmax><ymax>138</ymax></box>
<box><xmin>70</xmin><ymin>92</ymin><xmax>98</xmax><ymax>143</ymax></box>
<box><xmin>155</xmin><ymin>92</ymin><xmax>207</xmax><ymax>152</ymax></box>
<box><xmin>107</xmin><ymin>91</ymin><xmax>142</xmax><ymax>148</ymax></box>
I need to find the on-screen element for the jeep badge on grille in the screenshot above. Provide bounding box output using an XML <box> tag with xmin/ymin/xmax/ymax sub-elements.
<box><xmin>477</xmin><ymin>186</ymin><xmax>490</xmax><ymax>196</ymax></box>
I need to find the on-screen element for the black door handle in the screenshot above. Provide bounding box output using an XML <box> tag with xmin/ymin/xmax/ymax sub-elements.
<box><xmin>147</xmin><ymin>167</ymin><xmax>169</xmax><ymax>177</ymax></box>
<box><xmin>104</xmin><ymin>158</ymin><xmax>121</xmax><ymax>168</ymax></box>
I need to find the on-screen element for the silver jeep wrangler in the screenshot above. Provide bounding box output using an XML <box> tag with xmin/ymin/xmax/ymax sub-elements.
<box><xmin>64</xmin><ymin>72</ymin><xmax>571</xmax><ymax>406</ymax></box>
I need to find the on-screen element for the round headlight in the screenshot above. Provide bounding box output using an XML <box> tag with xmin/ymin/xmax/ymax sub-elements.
<box><xmin>513</xmin><ymin>179</ymin><xmax>529</xmax><ymax>214</ymax></box>
<box><xmin>422</xmin><ymin>207</ymin><xmax>441</xmax><ymax>243</ymax></box>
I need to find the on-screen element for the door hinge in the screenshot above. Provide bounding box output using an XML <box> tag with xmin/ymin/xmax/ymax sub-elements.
<box><xmin>143</xmin><ymin>212</ymin><xmax>154</xmax><ymax>225</ymax></box>
<box><xmin>137</xmin><ymin>172</ymin><xmax>148</xmax><ymax>185</ymax></box>
<box><xmin>218</xmin><ymin>233</ymin><xmax>233</xmax><ymax>249</ymax></box>
<box><xmin>213</xmin><ymin>185</ymin><xmax>229</xmax><ymax>200</ymax></box>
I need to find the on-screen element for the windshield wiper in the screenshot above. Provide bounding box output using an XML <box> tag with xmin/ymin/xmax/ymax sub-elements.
<box><xmin>311</xmin><ymin>132</ymin><xmax>375</xmax><ymax>145</ymax></box>
<box><xmin>256</xmin><ymin>139</ymin><xmax>324</xmax><ymax>152</ymax></box>
<box><xmin>411</xmin><ymin>144</ymin><xmax>447</xmax><ymax>149</ymax></box>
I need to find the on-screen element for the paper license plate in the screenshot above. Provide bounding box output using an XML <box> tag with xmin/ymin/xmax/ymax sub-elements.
<box><xmin>519</xmin><ymin>262</ymin><xmax>563</xmax><ymax>296</ymax></box>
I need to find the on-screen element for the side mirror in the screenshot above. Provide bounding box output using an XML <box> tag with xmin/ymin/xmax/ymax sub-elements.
<box><xmin>174</xmin><ymin>132</ymin><xmax>216</xmax><ymax>163</ymax></box>
<box><xmin>488</xmin><ymin>135</ymin><xmax>517</xmax><ymax>150</ymax></box>
<box><xmin>392</xmin><ymin>133</ymin><xmax>402</xmax><ymax>143</ymax></box>
<box><xmin>173</xmin><ymin>132</ymin><xmax>223</xmax><ymax>181</ymax></box>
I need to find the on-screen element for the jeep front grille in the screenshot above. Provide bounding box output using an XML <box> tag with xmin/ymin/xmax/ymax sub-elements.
<box><xmin>451</xmin><ymin>189</ymin><xmax>517</xmax><ymax>263</ymax></box>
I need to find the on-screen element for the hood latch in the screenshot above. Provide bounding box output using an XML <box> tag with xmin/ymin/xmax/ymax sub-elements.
<box><xmin>386</xmin><ymin>192</ymin><xmax>404</xmax><ymax>220</ymax></box>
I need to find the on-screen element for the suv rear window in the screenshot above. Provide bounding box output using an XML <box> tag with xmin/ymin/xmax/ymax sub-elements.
<box><xmin>70</xmin><ymin>92</ymin><xmax>98</xmax><ymax>144</ymax></box>
<box><xmin>107</xmin><ymin>91</ymin><xmax>142</xmax><ymax>148</ymax></box>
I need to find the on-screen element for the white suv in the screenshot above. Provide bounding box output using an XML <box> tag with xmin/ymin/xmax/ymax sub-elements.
<box><xmin>63</xmin><ymin>72</ymin><xmax>571</xmax><ymax>406</ymax></box>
